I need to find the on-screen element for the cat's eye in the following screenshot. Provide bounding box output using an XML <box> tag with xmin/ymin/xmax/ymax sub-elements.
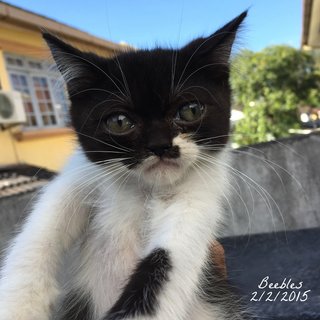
<box><xmin>175</xmin><ymin>103</ymin><xmax>205</xmax><ymax>122</ymax></box>
<box><xmin>105</xmin><ymin>114</ymin><xmax>135</xmax><ymax>134</ymax></box>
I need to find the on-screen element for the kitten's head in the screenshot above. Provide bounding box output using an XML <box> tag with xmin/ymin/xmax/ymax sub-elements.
<box><xmin>44</xmin><ymin>12</ymin><xmax>246</xmax><ymax>187</ymax></box>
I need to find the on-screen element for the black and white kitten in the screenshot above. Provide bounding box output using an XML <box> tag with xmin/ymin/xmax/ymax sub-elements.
<box><xmin>0</xmin><ymin>12</ymin><xmax>249</xmax><ymax>320</ymax></box>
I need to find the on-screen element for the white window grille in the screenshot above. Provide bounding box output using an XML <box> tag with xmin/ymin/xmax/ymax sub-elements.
<box><xmin>5</xmin><ymin>53</ymin><xmax>70</xmax><ymax>129</ymax></box>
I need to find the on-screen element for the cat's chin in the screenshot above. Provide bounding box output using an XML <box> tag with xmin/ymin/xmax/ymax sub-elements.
<box><xmin>135</xmin><ymin>157</ymin><xmax>188</xmax><ymax>187</ymax></box>
<box><xmin>145</xmin><ymin>158</ymin><xmax>180</xmax><ymax>173</ymax></box>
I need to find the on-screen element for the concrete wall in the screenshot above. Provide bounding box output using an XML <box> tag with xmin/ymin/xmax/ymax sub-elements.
<box><xmin>0</xmin><ymin>192</ymin><xmax>34</xmax><ymax>254</ymax></box>
<box><xmin>222</xmin><ymin>132</ymin><xmax>320</xmax><ymax>236</ymax></box>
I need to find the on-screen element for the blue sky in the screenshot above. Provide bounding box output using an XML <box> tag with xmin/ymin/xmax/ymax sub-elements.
<box><xmin>5</xmin><ymin>0</ymin><xmax>302</xmax><ymax>51</ymax></box>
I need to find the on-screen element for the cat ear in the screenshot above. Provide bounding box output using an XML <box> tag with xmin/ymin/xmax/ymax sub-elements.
<box><xmin>43</xmin><ymin>33</ymin><xmax>101</xmax><ymax>93</ymax></box>
<box><xmin>182</xmin><ymin>11</ymin><xmax>247</xmax><ymax>65</ymax></box>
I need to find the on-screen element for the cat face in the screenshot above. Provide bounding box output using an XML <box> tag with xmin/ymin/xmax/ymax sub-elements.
<box><xmin>44</xmin><ymin>12</ymin><xmax>246</xmax><ymax>186</ymax></box>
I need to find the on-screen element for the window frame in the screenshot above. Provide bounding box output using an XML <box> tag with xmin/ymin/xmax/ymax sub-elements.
<box><xmin>5</xmin><ymin>53</ymin><xmax>69</xmax><ymax>130</ymax></box>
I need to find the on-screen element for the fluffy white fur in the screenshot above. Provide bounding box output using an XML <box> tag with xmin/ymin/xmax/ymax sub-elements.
<box><xmin>0</xmin><ymin>134</ymin><xmax>231</xmax><ymax>320</ymax></box>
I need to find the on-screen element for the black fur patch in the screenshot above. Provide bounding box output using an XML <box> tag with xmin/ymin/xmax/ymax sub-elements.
<box><xmin>199</xmin><ymin>257</ymin><xmax>253</xmax><ymax>319</ymax></box>
<box><xmin>56</xmin><ymin>289</ymin><xmax>93</xmax><ymax>320</ymax></box>
<box><xmin>43</xmin><ymin>12</ymin><xmax>247</xmax><ymax>169</ymax></box>
<box><xmin>103</xmin><ymin>248</ymin><xmax>172</xmax><ymax>320</ymax></box>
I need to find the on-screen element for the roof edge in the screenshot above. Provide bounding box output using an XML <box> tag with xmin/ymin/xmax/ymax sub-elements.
<box><xmin>0</xmin><ymin>1</ymin><xmax>129</xmax><ymax>52</ymax></box>
<box><xmin>301</xmin><ymin>0</ymin><xmax>313</xmax><ymax>47</ymax></box>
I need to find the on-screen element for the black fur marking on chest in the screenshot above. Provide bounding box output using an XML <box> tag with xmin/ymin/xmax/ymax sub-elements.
<box><xmin>103</xmin><ymin>248</ymin><xmax>172</xmax><ymax>320</ymax></box>
<box><xmin>56</xmin><ymin>289</ymin><xmax>93</xmax><ymax>320</ymax></box>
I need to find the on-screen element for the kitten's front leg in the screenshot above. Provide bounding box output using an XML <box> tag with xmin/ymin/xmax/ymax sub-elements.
<box><xmin>0</xmin><ymin>156</ymin><xmax>90</xmax><ymax>320</ymax></box>
<box><xmin>104</xmin><ymin>197</ymin><xmax>218</xmax><ymax>320</ymax></box>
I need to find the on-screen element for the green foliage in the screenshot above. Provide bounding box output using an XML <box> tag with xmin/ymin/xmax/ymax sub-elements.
<box><xmin>230</xmin><ymin>46</ymin><xmax>320</xmax><ymax>146</ymax></box>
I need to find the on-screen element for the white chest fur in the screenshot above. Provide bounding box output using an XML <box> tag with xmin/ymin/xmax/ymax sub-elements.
<box><xmin>69</xmin><ymin>157</ymin><xmax>229</xmax><ymax>318</ymax></box>
<box><xmin>72</xmin><ymin>185</ymin><xmax>146</xmax><ymax>316</ymax></box>
<box><xmin>0</xmin><ymin>149</ymin><xmax>231</xmax><ymax>320</ymax></box>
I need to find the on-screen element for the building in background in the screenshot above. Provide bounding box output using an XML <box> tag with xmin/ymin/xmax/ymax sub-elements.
<box><xmin>302</xmin><ymin>0</ymin><xmax>320</xmax><ymax>66</ymax></box>
<box><xmin>0</xmin><ymin>1</ymin><xmax>126</xmax><ymax>171</ymax></box>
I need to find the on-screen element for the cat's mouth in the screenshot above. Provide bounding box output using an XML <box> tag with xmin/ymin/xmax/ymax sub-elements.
<box><xmin>145</xmin><ymin>158</ymin><xmax>180</xmax><ymax>173</ymax></box>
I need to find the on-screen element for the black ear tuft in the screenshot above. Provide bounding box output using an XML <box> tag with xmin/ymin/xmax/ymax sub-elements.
<box><xmin>182</xmin><ymin>10</ymin><xmax>248</xmax><ymax>65</ymax></box>
<box><xmin>43</xmin><ymin>33</ymin><xmax>81</xmax><ymax>59</ymax></box>
<box><xmin>210</xmin><ymin>10</ymin><xmax>247</xmax><ymax>54</ymax></box>
<box><xmin>214</xmin><ymin>10</ymin><xmax>248</xmax><ymax>37</ymax></box>
<box><xmin>43</xmin><ymin>33</ymin><xmax>99</xmax><ymax>93</ymax></box>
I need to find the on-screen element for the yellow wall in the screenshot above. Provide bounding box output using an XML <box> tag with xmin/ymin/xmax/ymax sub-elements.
<box><xmin>0</xmin><ymin>21</ymin><xmax>115</xmax><ymax>59</ymax></box>
<box><xmin>0</xmin><ymin>49</ymin><xmax>11</xmax><ymax>90</ymax></box>
<box><xmin>0</xmin><ymin>20</ymin><xmax>114</xmax><ymax>171</ymax></box>
<box><xmin>0</xmin><ymin>130</ymin><xmax>19</xmax><ymax>164</ymax></box>
<box><xmin>15</xmin><ymin>132</ymin><xmax>76</xmax><ymax>171</ymax></box>
<box><xmin>1</xmin><ymin>129</ymin><xmax>76</xmax><ymax>171</ymax></box>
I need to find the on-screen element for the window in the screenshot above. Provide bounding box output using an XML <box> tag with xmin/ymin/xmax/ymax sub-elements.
<box><xmin>5</xmin><ymin>53</ymin><xmax>70</xmax><ymax>129</ymax></box>
<box><xmin>6</xmin><ymin>56</ymin><xmax>24</xmax><ymax>67</ymax></box>
<box><xmin>9</xmin><ymin>73</ymin><xmax>37</xmax><ymax>127</ymax></box>
<box><xmin>32</xmin><ymin>76</ymin><xmax>56</xmax><ymax>126</ymax></box>
<box><xmin>50</xmin><ymin>78</ymin><xmax>71</xmax><ymax>126</ymax></box>
<box><xmin>29</xmin><ymin>61</ymin><xmax>43</xmax><ymax>70</ymax></box>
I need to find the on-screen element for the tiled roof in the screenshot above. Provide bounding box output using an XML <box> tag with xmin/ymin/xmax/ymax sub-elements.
<box><xmin>0</xmin><ymin>173</ymin><xmax>47</xmax><ymax>198</ymax></box>
<box><xmin>0</xmin><ymin>165</ymin><xmax>55</xmax><ymax>199</ymax></box>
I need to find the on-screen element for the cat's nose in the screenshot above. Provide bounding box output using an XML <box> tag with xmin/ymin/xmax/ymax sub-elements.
<box><xmin>148</xmin><ymin>143</ymin><xmax>172</xmax><ymax>157</ymax></box>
